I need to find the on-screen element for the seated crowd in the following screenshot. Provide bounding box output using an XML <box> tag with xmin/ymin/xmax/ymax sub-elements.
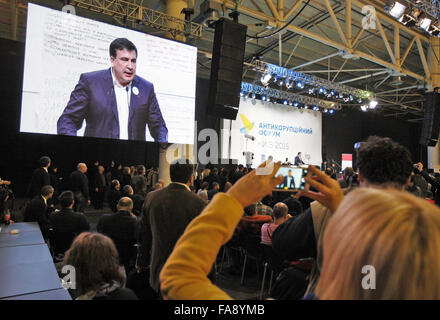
<box><xmin>2</xmin><ymin>136</ymin><xmax>440</xmax><ymax>300</ymax></box>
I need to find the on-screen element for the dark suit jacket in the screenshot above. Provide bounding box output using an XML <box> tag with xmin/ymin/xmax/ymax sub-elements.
<box><xmin>137</xmin><ymin>183</ymin><xmax>205</xmax><ymax>292</ymax></box>
<box><xmin>70</xmin><ymin>170</ymin><xmax>89</xmax><ymax>199</ymax></box>
<box><xmin>49</xmin><ymin>208</ymin><xmax>90</xmax><ymax>234</ymax></box>
<box><xmin>97</xmin><ymin>210</ymin><xmax>139</xmax><ymax>267</ymax></box>
<box><xmin>57</xmin><ymin>68</ymin><xmax>168</xmax><ymax>142</ymax></box>
<box><xmin>281</xmin><ymin>176</ymin><xmax>296</xmax><ymax>189</ymax></box>
<box><xmin>24</xmin><ymin>195</ymin><xmax>52</xmax><ymax>236</ymax></box>
<box><xmin>294</xmin><ymin>156</ymin><xmax>305</xmax><ymax>166</ymax></box>
<box><xmin>28</xmin><ymin>167</ymin><xmax>50</xmax><ymax>197</ymax></box>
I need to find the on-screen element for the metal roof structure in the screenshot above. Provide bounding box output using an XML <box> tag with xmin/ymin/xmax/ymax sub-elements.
<box><xmin>0</xmin><ymin>0</ymin><xmax>438</xmax><ymax>121</ymax></box>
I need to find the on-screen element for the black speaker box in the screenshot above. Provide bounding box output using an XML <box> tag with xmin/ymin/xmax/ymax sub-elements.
<box><xmin>420</xmin><ymin>91</ymin><xmax>440</xmax><ymax>146</ymax></box>
<box><xmin>208</xmin><ymin>18</ymin><xmax>247</xmax><ymax>120</ymax></box>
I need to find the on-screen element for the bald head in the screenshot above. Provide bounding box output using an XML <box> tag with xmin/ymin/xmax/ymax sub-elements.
<box><xmin>77</xmin><ymin>163</ymin><xmax>87</xmax><ymax>173</ymax></box>
<box><xmin>117</xmin><ymin>197</ymin><xmax>133</xmax><ymax>212</ymax></box>
<box><xmin>273</xmin><ymin>202</ymin><xmax>288</xmax><ymax>220</ymax></box>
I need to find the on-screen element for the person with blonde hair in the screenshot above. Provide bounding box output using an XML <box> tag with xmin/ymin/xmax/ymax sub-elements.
<box><xmin>64</xmin><ymin>232</ymin><xmax>138</xmax><ymax>300</ymax></box>
<box><xmin>315</xmin><ymin>188</ymin><xmax>440</xmax><ymax>300</ymax></box>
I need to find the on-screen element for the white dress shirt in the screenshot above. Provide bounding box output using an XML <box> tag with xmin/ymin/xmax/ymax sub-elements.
<box><xmin>111</xmin><ymin>69</ymin><xmax>132</xmax><ymax>140</ymax></box>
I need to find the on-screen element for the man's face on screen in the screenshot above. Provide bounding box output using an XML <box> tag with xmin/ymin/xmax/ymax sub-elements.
<box><xmin>111</xmin><ymin>49</ymin><xmax>137</xmax><ymax>86</ymax></box>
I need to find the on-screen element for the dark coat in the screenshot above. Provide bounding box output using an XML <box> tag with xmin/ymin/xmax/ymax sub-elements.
<box><xmin>24</xmin><ymin>195</ymin><xmax>52</xmax><ymax>236</ymax></box>
<box><xmin>49</xmin><ymin>208</ymin><xmax>90</xmax><ymax>234</ymax></box>
<box><xmin>97</xmin><ymin>210</ymin><xmax>139</xmax><ymax>268</ymax></box>
<box><xmin>70</xmin><ymin>170</ymin><xmax>90</xmax><ymax>199</ymax></box>
<box><xmin>28</xmin><ymin>167</ymin><xmax>50</xmax><ymax>197</ymax></box>
<box><xmin>137</xmin><ymin>183</ymin><xmax>205</xmax><ymax>292</ymax></box>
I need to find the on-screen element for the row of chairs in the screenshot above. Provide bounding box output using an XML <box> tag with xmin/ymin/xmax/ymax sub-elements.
<box><xmin>217</xmin><ymin>238</ymin><xmax>314</xmax><ymax>300</ymax></box>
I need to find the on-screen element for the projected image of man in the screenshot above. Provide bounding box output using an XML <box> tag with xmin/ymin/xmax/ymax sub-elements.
<box><xmin>280</xmin><ymin>170</ymin><xmax>296</xmax><ymax>189</ymax></box>
<box><xmin>57</xmin><ymin>38</ymin><xmax>168</xmax><ymax>142</ymax></box>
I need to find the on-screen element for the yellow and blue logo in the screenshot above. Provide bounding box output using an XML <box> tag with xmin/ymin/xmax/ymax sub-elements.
<box><xmin>239</xmin><ymin>114</ymin><xmax>255</xmax><ymax>134</ymax></box>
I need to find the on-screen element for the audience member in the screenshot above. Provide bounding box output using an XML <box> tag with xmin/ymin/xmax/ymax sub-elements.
<box><xmin>132</xmin><ymin>177</ymin><xmax>147</xmax><ymax>217</ymax></box>
<box><xmin>230</xmin><ymin>165</ymin><xmax>245</xmax><ymax>185</ymax></box>
<box><xmin>70</xmin><ymin>163</ymin><xmax>90</xmax><ymax>213</ymax></box>
<box><xmin>108</xmin><ymin>179</ymin><xmax>121</xmax><ymax>213</ymax></box>
<box><xmin>122</xmin><ymin>185</ymin><xmax>134</xmax><ymax>198</ymax></box>
<box><xmin>97</xmin><ymin>197</ymin><xmax>139</xmax><ymax>272</ymax></box>
<box><xmin>49</xmin><ymin>167</ymin><xmax>62</xmax><ymax>204</ymax></box>
<box><xmin>415</xmin><ymin>163</ymin><xmax>440</xmax><ymax>205</ymax></box>
<box><xmin>233</xmin><ymin>203</ymin><xmax>272</xmax><ymax>246</ymax></box>
<box><xmin>207</xmin><ymin>182</ymin><xmax>220</xmax><ymax>200</ymax></box>
<box><xmin>256</xmin><ymin>200</ymin><xmax>273</xmax><ymax>217</ymax></box>
<box><xmin>24</xmin><ymin>185</ymin><xmax>54</xmax><ymax>238</ymax></box>
<box><xmin>197</xmin><ymin>181</ymin><xmax>209</xmax><ymax>205</ymax></box>
<box><xmin>282</xmin><ymin>194</ymin><xmax>303</xmax><ymax>216</ymax></box>
<box><xmin>261</xmin><ymin>203</ymin><xmax>289</xmax><ymax>246</ymax></box>
<box><xmin>132</xmin><ymin>165</ymin><xmax>147</xmax><ymax>194</ymax></box>
<box><xmin>91</xmin><ymin>165</ymin><xmax>107</xmax><ymax>209</ymax></box>
<box><xmin>121</xmin><ymin>167</ymin><xmax>132</xmax><ymax>187</ymax></box>
<box><xmin>315</xmin><ymin>188</ymin><xmax>440</xmax><ymax>299</ymax></box>
<box><xmin>49</xmin><ymin>191</ymin><xmax>90</xmax><ymax>254</ymax></box>
<box><xmin>28</xmin><ymin>156</ymin><xmax>51</xmax><ymax>197</ymax></box>
<box><xmin>137</xmin><ymin>159</ymin><xmax>206</xmax><ymax>294</ymax></box>
<box><xmin>64</xmin><ymin>232</ymin><xmax>138</xmax><ymax>300</ymax></box>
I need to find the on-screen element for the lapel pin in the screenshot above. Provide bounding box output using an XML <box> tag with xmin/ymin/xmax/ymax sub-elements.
<box><xmin>132</xmin><ymin>86</ymin><xmax>139</xmax><ymax>95</ymax></box>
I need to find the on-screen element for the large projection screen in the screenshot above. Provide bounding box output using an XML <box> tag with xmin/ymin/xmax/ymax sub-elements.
<box><xmin>20</xmin><ymin>3</ymin><xmax>197</xmax><ymax>144</ymax></box>
<box><xmin>221</xmin><ymin>97</ymin><xmax>323</xmax><ymax>166</ymax></box>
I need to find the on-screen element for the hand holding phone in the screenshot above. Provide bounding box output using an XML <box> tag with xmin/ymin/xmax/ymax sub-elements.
<box><xmin>296</xmin><ymin>165</ymin><xmax>344</xmax><ymax>212</ymax></box>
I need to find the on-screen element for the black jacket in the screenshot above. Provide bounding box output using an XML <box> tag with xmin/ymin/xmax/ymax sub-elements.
<box><xmin>137</xmin><ymin>183</ymin><xmax>205</xmax><ymax>292</ymax></box>
<box><xmin>49</xmin><ymin>208</ymin><xmax>90</xmax><ymax>234</ymax></box>
<box><xmin>70</xmin><ymin>170</ymin><xmax>90</xmax><ymax>199</ymax></box>
<box><xmin>24</xmin><ymin>195</ymin><xmax>52</xmax><ymax>235</ymax></box>
<box><xmin>28</xmin><ymin>167</ymin><xmax>50</xmax><ymax>197</ymax></box>
<box><xmin>272</xmin><ymin>208</ymin><xmax>317</xmax><ymax>261</ymax></box>
<box><xmin>108</xmin><ymin>189</ymin><xmax>121</xmax><ymax>212</ymax></box>
<box><xmin>97</xmin><ymin>210</ymin><xmax>139</xmax><ymax>267</ymax></box>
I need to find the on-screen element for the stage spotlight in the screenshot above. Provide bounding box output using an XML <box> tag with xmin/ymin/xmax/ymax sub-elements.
<box><xmin>296</xmin><ymin>81</ymin><xmax>304</xmax><ymax>89</ymax></box>
<box><xmin>400</xmin><ymin>7</ymin><xmax>422</xmax><ymax>27</ymax></box>
<box><xmin>318</xmin><ymin>87</ymin><xmax>325</xmax><ymax>94</ymax></box>
<box><xmin>304</xmin><ymin>105</ymin><xmax>309</xmax><ymax>109</ymax></box>
<box><xmin>267</xmin><ymin>97</ymin><xmax>271</xmax><ymax>102</ymax></box>
<box><xmin>369</xmin><ymin>100</ymin><xmax>378</xmax><ymax>109</ymax></box>
<box><xmin>329</xmin><ymin>109</ymin><xmax>334</xmax><ymax>114</ymax></box>
<box><xmin>330</xmin><ymin>90</ymin><xmax>335</xmax><ymax>96</ymax></box>
<box><xmin>283</xmin><ymin>100</ymin><xmax>288</xmax><ymax>105</ymax></box>
<box><xmin>294</xmin><ymin>102</ymin><xmax>299</xmax><ymax>107</ymax></box>
<box><xmin>324</xmin><ymin>108</ymin><xmax>328</xmax><ymax>113</ymax></box>
<box><xmin>252</xmin><ymin>93</ymin><xmax>256</xmax><ymax>99</ymax></box>
<box><xmin>349</xmin><ymin>95</ymin><xmax>354</xmax><ymax>101</ymax></box>
<box><xmin>385</xmin><ymin>1</ymin><xmax>407</xmax><ymax>19</ymax></box>
<box><xmin>428</xmin><ymin>23</ymin><xmax>440</xmax><ymax>36</ymax></box>
<box><xmin>361</xmin><ymin>105</ymin><xmax>368</xmax><ymax>112</ymax></box>
<box><xmin>262</xmin><ymin>95</ymin><xmax>267</xmax><ymax>101</ymax></box>
<box><xmin>289</xmin><ymin>101</ymin><xmax>293</xmax><ymax>106</ymax></box>
<box><xmin>285</xmin><ymin>79</ymin><xmax>293</xmax><ymax>89</ymax></box>
<box><xmin>261</xmin><ymin>73</ymin><xmax>272</xmax><ymax>86</ymax></box>
<box><xmin>308</xmin><ymin>88</ymin><xmax>315</xmax><ymax>94</ymax></box>
<box><xmin>339</xmin><ymin>93</ymin><xmax>344</xmax><ymax>99</ymax></box>
<box><xmin>240</xmin><ymin>91</ymin><xmax>244</xmax><ymax>97</ymax></box>
<box><xmin>418</xmin><ymin>16</ymin><xmax>432</xmax><ymax>31</ymax></box>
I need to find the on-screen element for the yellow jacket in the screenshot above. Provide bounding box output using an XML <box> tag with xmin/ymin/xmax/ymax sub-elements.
<box><xmin>160</xmin><ymin>193</ymin><xmax>244</xmax><ymax>299</ymax></box>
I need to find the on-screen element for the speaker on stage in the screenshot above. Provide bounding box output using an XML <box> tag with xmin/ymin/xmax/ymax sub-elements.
<box><xmin>420</xmin><ymin>91</ymin><xmax>440</xmax><ymax>146</ymax></box>
<box><xmin>208</xmin><ymin>18</ymin><xmax>247</xmax><ymax>120</ymax></box>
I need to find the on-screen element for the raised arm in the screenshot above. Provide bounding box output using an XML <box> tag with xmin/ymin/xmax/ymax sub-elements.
<box><xmin>160</xmin><ymin>162</ymin><xmax>284</xmax><ymax>300</ymax></box>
